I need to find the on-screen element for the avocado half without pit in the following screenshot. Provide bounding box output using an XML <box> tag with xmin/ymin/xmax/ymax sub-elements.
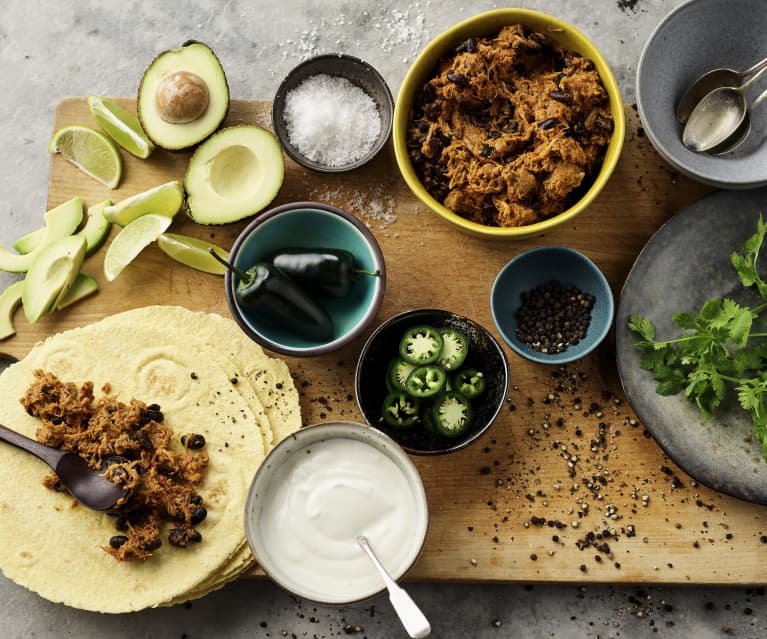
<box><xmin>184</xmin><ymin>126</ymin><xmax>285</xmax><ymax>224</ymax></box>
<box><xmin>137</xmin><ymin>40</ymin><xmax>229</xmax><ymax>151</ymax></box>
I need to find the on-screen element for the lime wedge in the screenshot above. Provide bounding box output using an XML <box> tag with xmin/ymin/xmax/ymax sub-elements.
<box><xmin>103</xmin><ymin>180</ymin><xmax>184</xmax><ymax>227</ymax></box>
<box><xmin>87</xmin><ymin>95</ymin><xmax>155</xmax><ymax>159</ymax></box>
<box><xmin>157</xmin><ymin>232</ymin><xmax>229</xmax><ymax>275</ymax></box>
<box><xmin>48</xmin><ymin>125</ymin><xmax>122</xmax><ymax>189</ymax></box>
<box><xmin>103</xmin><ymin>213</ymin><xmax>172</xmax><ymax>282</ymax></box>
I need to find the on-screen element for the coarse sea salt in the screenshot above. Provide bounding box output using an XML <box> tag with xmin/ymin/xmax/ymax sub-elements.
<box><xmin>284</xmin><ymin>74</ymin><xmax>381</xmax><ymax>168</ymax></box>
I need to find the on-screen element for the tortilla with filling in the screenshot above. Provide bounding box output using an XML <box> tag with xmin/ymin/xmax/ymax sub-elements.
<box><xmin>0</xmin><ymin>306</ymin><xmax>301</xmax><ymax>613</ymax></box>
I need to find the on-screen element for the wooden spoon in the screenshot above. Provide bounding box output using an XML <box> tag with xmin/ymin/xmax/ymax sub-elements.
<box><xmin>0</xmin><ymin>423</ymin><xmax>127</xmax><ymax>510</ymax></box>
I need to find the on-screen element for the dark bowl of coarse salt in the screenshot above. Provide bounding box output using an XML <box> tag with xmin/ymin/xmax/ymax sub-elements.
<box><xmin>490</xmin><ymin>246</ymin><xmax>614</xmax><ymax>365</ymax></box>
<box><xmin>272</xmin><ymin>53</ymin><xmax>393</xmax><ymax>173</ymax></box>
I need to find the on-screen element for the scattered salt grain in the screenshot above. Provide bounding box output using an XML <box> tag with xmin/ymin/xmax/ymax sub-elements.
<box><xmin>284</xmin><ymin>74</ymin><xmax>381</xmax><ymax>168</ymax></box>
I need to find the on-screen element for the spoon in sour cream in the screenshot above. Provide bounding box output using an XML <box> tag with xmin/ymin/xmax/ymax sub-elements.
<box><xmin>357</xmin><ymin>535</ymin><xmax>431</xmax><ymax>638</ymax></box>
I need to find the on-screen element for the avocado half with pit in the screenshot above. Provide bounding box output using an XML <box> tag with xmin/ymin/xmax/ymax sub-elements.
<box><xmin>137</xmin><ymin>41</ymin><xmax>229</xmax><ymax>151</ymax></box>
<box><xmin>184</xmin><ymin>126</ymin><xmax>285</xmax><ymax>225</ymax></box>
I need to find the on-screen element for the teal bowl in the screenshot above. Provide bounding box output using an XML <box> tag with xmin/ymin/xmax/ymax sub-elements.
<box><xmin>224</xmin><ymin>202</ymin><xmax>386</xmax><ymax>356</ymax></box>
<box><xmin>490</xmin><ymin>247</ymin><xmax>614</xmax><ymax>365</ymax></box>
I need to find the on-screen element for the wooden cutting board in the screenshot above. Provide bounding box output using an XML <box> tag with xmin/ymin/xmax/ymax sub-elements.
<box><xmin>4</xmin><ymin>97</ymin><xmax>765</xmax><ymax>585</ymax></box>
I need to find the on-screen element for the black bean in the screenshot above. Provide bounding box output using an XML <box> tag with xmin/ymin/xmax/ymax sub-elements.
<box><xmin>187</xmin><ymin>529</ymin><xmax>202</xmax><ymax>543</ymax></box>
<box><xmin>190</xmin><ymin>495</ymin><xmax>203</xmax><ymax>506</ymax></box>
<box><xmin>135</xmin><ymin>429</ymin><xmax>154</xmax><ymax>451</ymax></box>
<box><xmin>168</xmin><ymin>528</ymin><xmax>189</xmax><ymax>548</ymax></box>
<box><xmin>145</xmin><ymin>405</ymin><xmax>164</xmax><ymax>423</ymax></box>
<box><xmin>487</xmin><ymin>130</ymin><xmax>501</xmax><ymax>139</ymax></box>
<box><xmin>481</xmin><ymin>144</ymin><xmax>493</xmax><ymax>158</ymax></box>
<box><xmin>428</xmin><ymin>137</ymin><xmax>444</xmax><ymax>154</ymax></box>
<box><xmin>455</xmin><ymin>37</ymin><xmax>478</xmax><ymax>53</ymax></box>
<box><xmin>540</xmin><ymin>118</ymin><xmax>558</xmax><ymax>130</ymax></box>
<box><xmin>446</xmin><ymin>71</ymin><xmax>469</xmax><ymax>88</ymax></box>
<box><xmin>596</xmin><ymin>115</ymin><xmax>614</xmax><ymax>132</ymax></box>
<box><xmin>191</xmin><ymin>507</ymin><xmax>207</xmax><ymax>525</ymax></box>
<box><xmin>422</xmin><ymin>83</ymin><xmax>436</xmax><ymax>102</ymax></box>
<box><xmin>109</xmin><ymin>535</ymin><xmax>129</xmax><ymax>549</ymax></box>
<box><xmin>156</xmin><ymin>461</ymin><xmax>174</xmax><ymax>476</ymax></box>
<box><xmin>140</xmin><ymin>537</ymin><xmax>162</xmax><ymax>552</ymax></box>
<box><xmin>181</xmin><ymin>433</ymin><xmax>206</xmax><ymax>450</ymax></box>
<box><xmin>549</xmin><ymin>90</ymin><xmax>573</xmax><ymax>105</ymax></box>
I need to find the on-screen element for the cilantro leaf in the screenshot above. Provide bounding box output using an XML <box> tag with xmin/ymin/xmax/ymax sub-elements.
<box><xmin>628</xmin><ymin>315</ymin><xmax>655</xmax><ymax>342</ymax></box>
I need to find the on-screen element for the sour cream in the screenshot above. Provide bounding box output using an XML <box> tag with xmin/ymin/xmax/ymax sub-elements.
<box><xmin>254</xmin><ymin>434</ymin><xmax>426</xmax><ymax>603</ymax></box>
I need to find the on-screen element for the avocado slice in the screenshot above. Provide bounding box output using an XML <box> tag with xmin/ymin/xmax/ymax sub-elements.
<box><xmin>0</xmin><ymin>280</ymin><xmax>24</xmax><ymax>340</ymax></box>
<box><xmin>22</xmin><ymin>235</ymin><xmax>87</xmax><ymax>323</ymax></box>
<box><xmin>80</xmin><ymin>200</ymin><xmax>113</xmax><ymax>256</ymax></box>
<box><xmin>137</xmin><ymin>41</ymin><xmax>229</xmax><ymax>151</ymax></box>
<box><xmin>12</xmin><ymin>227</ymin><xmax>46</xmax><ymax>255</ymax></box>
<box><xmin>0</xmin><ymin>197</ymin><xmax>83</xmax><ymax>273</ymax></box>
<box><xmin>56</xmin><ymin>272</ymin><xmax>99</xmax><ymax>310</ymax></box>
<box><xmin>185</xmin><ymin>126</ymin><xmax>285</xmax><ymax>224</ymax></box>
<box><xmin>13</xmin><ymin>200</ymin><xmax>112</xmax><ymax>258</ymax></box>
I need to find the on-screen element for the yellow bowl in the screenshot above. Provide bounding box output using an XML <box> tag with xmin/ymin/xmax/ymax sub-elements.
<box><xmin>393</xmin><ymin>9</ymin><xmax>625</xmax><ymax>239</ymax></box>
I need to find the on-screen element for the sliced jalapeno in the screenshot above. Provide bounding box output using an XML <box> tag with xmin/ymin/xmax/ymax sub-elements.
<box><xmin>432</xmin><ymin>391</ymin><xmax>472</xmax><ymax>438</ymax></box>
<box><xmin>452</xmin><ymin>368</ymin><xmax>486</xmax><ymax>399</ymax></box>
<box><xmin>405</xmin><ymin>365</ymin><xmax>447</xmax><ymax>399</ymax></box>
<box><xmin>388</xmin><ymin>357</ymin><xmax>418</xmax><ymax>392</ymax></box>
<box><xmin>399</xmin><ymin>326</ymin><xmax>443</xmax><ymax>366</ymax></box>
<box><xmin>381</xmin><ymin>391</ymin><xmax>421</xmax><ymax>428</ymax></box>
<box><xmin>437</xmin><ymin>328</ymin><xmax>468</xmax><ymax>370</ymax></box>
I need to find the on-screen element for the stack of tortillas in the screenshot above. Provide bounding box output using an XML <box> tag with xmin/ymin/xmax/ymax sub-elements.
<box><xmin>0</xmin><ymin>306</ymin><xmax>301</xmax><ymax>612</ymax></box>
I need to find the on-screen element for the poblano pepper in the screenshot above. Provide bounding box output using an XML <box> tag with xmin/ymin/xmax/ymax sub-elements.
<box><xmin>210</xmin><ymin>250</ymin><xmax>333</xmax><ymax>341</ymax></box>
<box><xmin>270</xmin><ymin>248</ymin><xmax>380</xmax><ymax>297</ymax></box>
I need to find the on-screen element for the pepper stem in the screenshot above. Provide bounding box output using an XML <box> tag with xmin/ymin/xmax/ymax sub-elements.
<box><xmin>209</xmin><ymin>248</ymin><xmax>252</xmax><ymax>283</ymax></box>
<box><xmin>353</xmin><ymin>268</ymin><xmax>381</xmax><ymax>279</ymax></box>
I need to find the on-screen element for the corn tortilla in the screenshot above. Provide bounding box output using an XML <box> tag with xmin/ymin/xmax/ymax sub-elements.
<box><xmin>0</xmin><ymin>306</ymin><xmax>300</xmax><ymax>612</ymax></box>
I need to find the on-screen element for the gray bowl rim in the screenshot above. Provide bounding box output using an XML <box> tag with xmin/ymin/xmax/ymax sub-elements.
<box><xmin>354</xmin><ymin>307</ymin><xmax>510</xmax><ymax>455</ymax></box>
<box><xmin>224</xmin><ymin>201</ymin><xmax>387</xmax><ymax>356</ymax></box>
<box><xmin>490</xmin><ymin>246</ymin><xmax>615</xmax><ymax>365</ymax></box>
<box><xmin>243</xmin><ymin>421</ymin><xmax>429</xmax><ymax>605</ymax></box>
<box><xmin>272</xmin><ymin>53</ymin><xmax>394</xmax><ymax>173</ymax></box>
<box><xmin>635</xmin><ymin>0</ymin><xmax>767</xmax><ymax>190</ymax></box>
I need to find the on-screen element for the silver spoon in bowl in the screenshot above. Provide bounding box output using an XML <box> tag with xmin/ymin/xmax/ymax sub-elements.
<box><xmin>0</xmin><ymin>423</ymin><xmax>127</xmax><ymax>510</ymax></box>
<box><xmin>682</xmin><ymin>63</ymin><xmax>767</xmax><ymax>153</ymax></box>
<box><xmin>705</xmin><ymin>86</ymin><xmax>767</xmax><ymax>155</ymax></box>
<box><xmin>676</xmin><ymin>55</ymin><xmax>767</xmax><ymax>124</ymax></box>
<box><xmin>357</xmin><ymin>535</ymin><xmax>431</xmax><ymax>639</ymax></box>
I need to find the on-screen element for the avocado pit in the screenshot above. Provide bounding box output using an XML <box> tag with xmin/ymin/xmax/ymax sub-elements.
<box><xmin>155</xmin><ymin>71</ymin><xmax>210</xmax><ymax>124</ymax></box>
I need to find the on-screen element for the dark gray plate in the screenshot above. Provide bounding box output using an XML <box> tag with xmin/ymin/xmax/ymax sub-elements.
<box><xmin>615</xmin><ymin>188</ymin><xmax>767</xmax><ymax>504</ymax></box>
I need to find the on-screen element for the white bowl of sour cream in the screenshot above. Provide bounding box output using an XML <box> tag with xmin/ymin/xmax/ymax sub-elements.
<box><xmin>244</xmin><ymin>422</ymin><xmax>429</xmax><ymax>604</ymax></box>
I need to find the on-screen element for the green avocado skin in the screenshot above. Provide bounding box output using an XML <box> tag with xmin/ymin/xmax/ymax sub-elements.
<box><xmin>137</xmin><ymin>41</ymin><xmax>230</xmax><ymax>151</ymax></box>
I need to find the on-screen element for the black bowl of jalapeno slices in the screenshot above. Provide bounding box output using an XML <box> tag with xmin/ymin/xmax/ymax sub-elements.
<box><xmin>355</xmin><ymin>309</ymin><xmax>509</xmax><ymax>455</ymax></box>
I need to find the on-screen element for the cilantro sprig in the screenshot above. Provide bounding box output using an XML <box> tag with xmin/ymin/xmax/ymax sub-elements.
<box><xmin>628</xmin><ymin>214</ymin><xmax>767</xmax><ymax>457</ymax></box>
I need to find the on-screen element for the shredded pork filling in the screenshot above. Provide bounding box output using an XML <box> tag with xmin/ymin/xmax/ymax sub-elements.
<box><xmin>21</xmin><ymin>369</ymin><xmax>209</xmax><ymax>561</ymax></box>
<box><xmin>407</xmin><ymin>24</ymin><xmax>614</xmax><ymax>227</ymax></box>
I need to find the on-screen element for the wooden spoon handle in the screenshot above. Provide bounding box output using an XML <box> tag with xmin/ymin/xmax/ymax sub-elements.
<box><xmin>0</xmin><ymin>422</ymin><xmax>65</xmax><ymax>469</ymax></box>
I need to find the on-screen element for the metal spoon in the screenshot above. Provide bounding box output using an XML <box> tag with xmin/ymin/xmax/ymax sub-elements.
<box><xmin>682</xmin><ymin>63</ymin><xmax>767</xmax><ymax>153</ymax></box>
<box><xmin>707</xmin><ymin>86</ymin><xmax>767</xmax><ymax>155</ymax></box>
<box><xmin>357</xmin><ymin>535</ymin><xmax>431</xmax><ymax>639</ymax></box>
<box><xmin>0</xmin><ymin>423</ymin><xmax>127</xmax><ymax>510</ymax></box>
<box><xmin>676</xmin><ymin>55</ymin><xmax>767</xmax><ymax>123</ymax></box>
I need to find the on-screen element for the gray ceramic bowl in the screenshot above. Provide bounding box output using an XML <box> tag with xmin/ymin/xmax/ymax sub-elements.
<box><xmin>355</xmin><ymin>309</ymin><xmax>509</xmax><ymax>455</ymax></box>
<box><xmin>272</xmin><ymin>54</ymin><xmax>393</xmax><ymax>172</ymax></box>
<box><xmin>244</xmin><ymin>421</ymin><xmax>429</xmax><ymax>604</ymax></box>
<box><xmin>224</xmin><ymin>202</ymin><xmax>386</xmax><ymax>357</ymax></box>
<box><xmin>490</xmin><ymin>246</ymin><xmax>614</xmax><ymax>365</ymax></box>
<box><xmin>637</xmin><ymin>0</ymin><xmax>767</xmax><ymax>189</ymax></box>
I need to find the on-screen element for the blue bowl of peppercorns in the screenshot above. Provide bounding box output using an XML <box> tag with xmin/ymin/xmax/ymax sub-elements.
<box><xmin>490</xmin><ymin>246</ymin><xmax>614</xmax><ymax>364</ymax></box>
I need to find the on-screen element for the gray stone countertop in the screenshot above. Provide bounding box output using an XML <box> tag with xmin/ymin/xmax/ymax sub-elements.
<box><xmin>0</xmin><ymin>1</ymin><xmax>765</xmax><ymax>637</ymax></box>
